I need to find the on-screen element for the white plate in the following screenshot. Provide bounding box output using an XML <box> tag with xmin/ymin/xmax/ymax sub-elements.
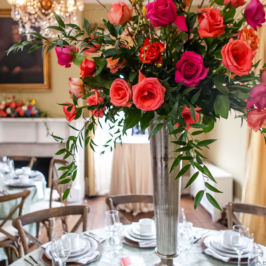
<box><xmin>129</xmin><ymin>227</ymin><xmax>156</xmax><ymax>240</ymax></box>
<box><xmin>5</xmin><ymin>179</ymin><xmax>35</xmax><ymax>188</ymax></box>
<box><xmin>45</xmin><ymin>236</ymin><xmax>97</xmax><ymax>262</ymax></box>
<box><xmin>131</xmin><ymin>223</ymin><xmax>156</xmax><ymax>238</ymax></box>
<box><xmin>66</xmin><ymin>233</ymin><xmax>90</xmax><ymax>257</ymax></box>
<box><xmin>125</xmin><ymin>227</ymin><xmax>156</xmax><ymax>244</ymax></box>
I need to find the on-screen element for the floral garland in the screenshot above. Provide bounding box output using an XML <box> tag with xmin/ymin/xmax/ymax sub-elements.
<box><xmin>8</xmin><ymin>0</ymin><xmax>266</xmax><ymax>207</ymax></box>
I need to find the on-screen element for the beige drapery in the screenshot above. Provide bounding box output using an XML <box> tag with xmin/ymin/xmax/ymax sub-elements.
<box><xmin>242</xmin><ymin>22</ymin><xmax>266</xmax><ymax>245</ymax></box>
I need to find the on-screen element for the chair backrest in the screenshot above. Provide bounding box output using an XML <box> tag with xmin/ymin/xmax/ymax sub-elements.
<box><xmin>0</xmin><ymin>190</ymin><xmax>30</xmax><ymax>242</ymax></box>
<box><xmin>226</xmin><ymin>202</ymin><xmax>266</xmax><ymax>228</ymax></box>
<box><xmin>106</xmin><ymin>194</ymin><xmax>153</xmax><ymax>210</ymax></box>
<box><xmin>8</xmin><ymin>156</ymin><xmax>37</xmax><ymax>169</ymax></box>
<box><xmin>13</xmin><ymin>205</ymin><xmax>89</xmax><ymax>254</ymax></box>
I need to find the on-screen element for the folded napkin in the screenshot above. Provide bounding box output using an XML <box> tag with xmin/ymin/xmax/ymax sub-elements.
<box><xmin>138</xmin><ymin>240</ymin><xmax>156</xmax><ymax>248</ymax></box>
<box><xmin>34</xmin><ymin>180</ymin><xmax>44</xmax><ymax>199</ymax></box>
<box><xmin>204</xmin><ymin>248</ymin><xmax>230</xmax><ymax>262</ymax></box>
<box><xmin>67</xmin><ymin>251</ymin><xmax>99</xmax><ymax>264</ymax></box>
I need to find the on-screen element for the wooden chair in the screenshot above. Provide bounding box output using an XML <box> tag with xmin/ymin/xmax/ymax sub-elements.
<box><xmin>0</xmin><ymin>190</ymin><xmax>30</xmax><ymax>262</ymax></box>
<box><xmin>12</xmin><ymin>205</ymin><xmax>89</xmax><ymax>255</ymax></box>
<box><xmin>105</xmin><ymin>194</ymin><xmax>154</xmax><ymax>223</ymax></box>
<box><xmin>226</xmin><ymin>202</ymin><xmax>266</xmax><ymax>228</ymax></box>
<box><xmin>8</xmin><ymin>156</ymin><xmax>37</xmax><ymax>169</ymax></box>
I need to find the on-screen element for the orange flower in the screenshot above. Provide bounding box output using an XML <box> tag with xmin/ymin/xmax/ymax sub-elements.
<box><xmin>106</xmin><ymin>57</ymin><xmax>127</xmax><ymax>74</ymax></box>
<box><xmin>238</xmin><ymin>26</ymin><xmax>259</xmax><ymax>51</ymax></box>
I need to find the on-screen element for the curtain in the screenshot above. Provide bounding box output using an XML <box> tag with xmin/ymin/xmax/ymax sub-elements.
<box><xmin>242</xmin><ymin>22</ymin><xmax>266</xmax><ymax>245</ymax></box>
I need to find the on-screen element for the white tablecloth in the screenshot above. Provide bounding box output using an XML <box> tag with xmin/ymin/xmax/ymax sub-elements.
<box><xmin>10</xmin><ymin>226</ymin><xmax>266</xmax><ymax>266</ymax></box>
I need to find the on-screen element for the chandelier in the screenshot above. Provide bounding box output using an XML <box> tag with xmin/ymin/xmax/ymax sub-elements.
<box><xmin>7</xmin><ymin>0</ymin><xmax>84</xmax><ymax>37</ymax></box>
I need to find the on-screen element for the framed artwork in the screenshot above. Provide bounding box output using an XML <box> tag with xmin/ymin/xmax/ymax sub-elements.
<box><xmin>0</xmin><ymin>9</ymin><xmax>50</xmax><ymax>91</ymax></box>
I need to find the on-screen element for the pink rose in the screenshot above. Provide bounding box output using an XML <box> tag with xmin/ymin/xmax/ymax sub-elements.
<box><xmin>69</xmin><ymin>77</ymin><xmax>84</xmax><ymax>99</ymax></box>
<box><xmin>246</xmin><ymin>84</ymin><xmax>266</xmax><ymax>111</ymax></box>
<box><xmin>174</xmin><ymin>16</ymin><xmax>188</xmax><ymax>32</ymax></box>
<box><xmin>63</xmin><ymin>102</ymin><xmax>76</xmax><ymax>122</ymax></box>
<box><xmin>224</xmin><ymin>0</ymin><xmax>245</xmax><ymax>7</ymax></box>
<box><xmin>55</xmin><ymin>46</ymin><xmax>75</xmax><ymax>68</ymax></box>
<box><xmin>146</xmin><ymin>0</ymin><xmax>177</xmax><ymax>27</ymax></box>
<box><xmin>133</xmin><ymin>77</ymin><xmax>166</xmax><ymax>111</ymax></box>
<box><xmin>86</xmin><ymin>89</ymin><xmax>105</xmax><ymax>118</ymax></box>
<box><xmin>247</xmin><ymin>109</ymin><xmax>266</xmax><ymax>131</ymax></box>
<box><xmin>110</xmin><ymin>79</ymin><xmax>132</xmax><ymax>107</ymax></box>
<box><xmin>245</xmin><ymin>0</ymin><xmax>266</xmax><ymax>30</ymax></box>
<box><xmin>108</xmin><ymin>2</ymin><xmax>132</xmax><ymax>25</ymax></box>
<box><xmin>221</xmin><ymin>39</ymin><xmax>253</xmax><ymax>76</ymax></box>
<box><xmin>175</xmin><ymin>51</ymin><xmax>209</xmax><ymax>87</ymax></box>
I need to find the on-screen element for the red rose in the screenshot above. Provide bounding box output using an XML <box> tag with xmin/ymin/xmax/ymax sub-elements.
<box><xmin>86</xmin><ymin>89</ymin><xmax>105</xmax><ymax>118</ymax></box>
<box><xmin>106</xmin><ymin>57</ymin><xmax>127</xmax><ymax>74</ymax></box>
<box><xmin>0</xmin><ymin>110</ymin><xmax>7</xmax><ymax>117</ymax></box>
<box><xmin>224</xmin><ymin>0</ymin><xmax>245</xmax><ymax>7</ymax></box>
<box><xmin>221</xmin><ymin>39</ymin><xmax>253</xmax><ymax>76</ymax></box>
<box><xmin>83</xmin><ymin>34</ymin><xmax>101</xmax><ymax>54</ymax></box>
<box><xmin>139</xmin><ymin>38</ymin><xmax>165</xmax><ymax>64</ymax></box>
<box><xmin>80</xmin><ymin>59</ymin><xmax>96</xmax><ymax>79</ymax></box>
<box><xmin>198</xmin><ymin>8</ymin><xmax>225</xmax><ymax>38</ymax></box>
<box><xmin>63</xmin><ymin>102</ymin><xmax>77</xmax><ymax>122</ymax></box>
<box><xmin>133</xmin><ymin>77</ymin><xmax>166</xmax><ymax>111</ymax></box>
<box><xmin>108</xmin><ymin>2</ymin><xmax>132</xmax><ymax>25</ymax></box>
<box><xmin>247</xmin><ymin>109</ymin><xmax>266</xmax><ymax>131</ymax></box>
<box><xmin>176</xmin><ymin>106</ymin><xmax>201</xmax><ymax>130</ymax></box>
<box><xmin>261</xmin><ymin>68</ymin><xmax>266</xmax><ymax>84</ymax></box>
<box><xmin>110</xmin><ymin>79</ymin><xmax>132</xmax><ymax>107</ymax></box>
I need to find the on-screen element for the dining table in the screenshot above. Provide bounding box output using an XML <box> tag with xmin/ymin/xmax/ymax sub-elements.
<box><xmin>10</xmin><ymin>226</ymin><xmax>266</xmax><ymax>266</ymax></box>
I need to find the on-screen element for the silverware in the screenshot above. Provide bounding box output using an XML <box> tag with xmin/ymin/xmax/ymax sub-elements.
<box><xmin>29</xmin><ymin>255</ymin><xmax>38</xmax><ymax>265</ymax></box>
<box><xmin>193</xmin><ymin>232</ymin><xmax>210</xmax><ymax>244</ymax></box>
<box><xmin>24</xmin><ymin>258</ymin><xmax>34</xmax><ymax>266</ymax></box>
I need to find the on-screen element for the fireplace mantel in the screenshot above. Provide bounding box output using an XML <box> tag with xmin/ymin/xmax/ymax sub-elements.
<box><xmin>0</xmin><ymin>118</ymin><xmax>85</xmax><ymax>202</ymax></box>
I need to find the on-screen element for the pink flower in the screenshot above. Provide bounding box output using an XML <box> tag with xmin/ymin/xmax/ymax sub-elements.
<box><xmin>174</xmin><ymin>16</ymin><xmax>188</xmax><ymax>32</ymax></box>
<box><xmin>146</xmin><ymin>0</ymin><xmax>177</xmax><ymax>27</ymax></box>
<box><xmin>110</xmin><ymin>79</ymin><xmax>132</xmax><ymax>107</ymax></box>
<box><xmin>246</xmin><ymin>84</ymin><xmax>266</xmax><ymax>111</ymax></box>
<box><xmin>86</xmin><ymin>89</ymin><xmax>105</xmax><ymax>118</ymax></box>
<box><xmin>247</xmin><ymin>109</ymin><xmax>266</xmax><ymax>131</ymax></box>
<box><xmin>63</xmin><ymin>102</ymin><xmax>77</xmax><ymax>122</ymax></box>
<box><xmin>55</xmin><ymin>46</ymin><xmax>75</xmax><ymax>68</ymax></box>
<box><xmin>68</xmin><ymin>77</ymin><xmax>84</xmax><ymax>99</ymax></box>
<box><xmin>245</xmin><ymin>0</ymin><xmax>266</xmax><ymax>30</ymax></box>
<box><xmin>133</xmin><ymin>77</ymin><xmax>166</xmax><ymax>111</ymax></box>
<box><xmin>108</xmin><ymin>2</ymin><xmax>132</xmax><ymax>25</ymax></box>
<box><xmin>175</xmin><ymin>51</ymin><xmax>209</xmax><ymax>87</ymax></box>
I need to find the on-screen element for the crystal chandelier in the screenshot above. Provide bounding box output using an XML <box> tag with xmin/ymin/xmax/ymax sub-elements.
<box><xmin>7</xmin><ymin>0</ymin><xmax>84</xmax><ymax>37</ymax></box>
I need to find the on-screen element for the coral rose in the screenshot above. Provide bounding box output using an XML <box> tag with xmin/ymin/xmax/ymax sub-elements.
<box><xmin>106</xmin><ymin>57</ymin><xmax>127</xmax><ymax>74</ymax></box>
<box><xmin>246</xmin><ymin>84</ymin><xmax>266</xmax><ymax>111</ymax></box>
<box><xmin>238</xmin><ymin>26</ymin><xmax>259</xmax><ymax>51</ymax></box>
<box><xmin>224</xmin><ymin>0</ymin><xmax>245</xmax><ymax>7</ymax></box>
<box><xmin>63</xmin><ymin>102</ymin><xmax>77</xmax><ymax>122</ymax></box>
<box><xmin>247</xmin><ymin>109</ymin><xmax>266</xmax><ymax>131</ymax></box>
<box><xmin>175</xmin><ymin>51</ymin><xmax>209</xmax><ymax>87</ymax></box>
<box><xmin>110</xmin><ymin>79</ymin><xmax>132</xmax><ymax>107</ymax></box>
<box><xmin>80</xmin><ymin>59</ymin><xmax>96</xmax><ymax>79</ymax></box>
<box><xmin>198</xmin><ymin>8</ymin><xmax>225</xmax><ymax>38</ymax></box>
<box><xmin>86</xmin><ymin>89</ymin><xmax>105</xmax><ymax>118</ymax></box>
<box><xmin>133</xmin><ymin>77</ymin><xmax>166</xmax><ymax>111</ymax></box>
<box><xmin>55</xmin><ymin>46</ymin><xmax>75</xmax><ymax>68</ymax></box>
<box><xmin>68</xmin><ymin>77</ymin><xmax>84</xmax><ymax>99</ymax></box>
<box><xmin>108</xmin><ymin>2</ymin><xmax>132</xmax><ymax>25</ymax></box>
<box><xmin>139</xmin><ymin>39</ymin><xmax>165</xmax><ymax>64</ymax></box>
<box><xmin>176</xmin><ymin>106</ymin><xmax>201</xmax><ymax>130</ymax></box>
<box><xmin>245</xmin><ymin>0</ymin><xmax>265</xmax><ymax>30</ymax></box>
<box><xmin>146</xmin><ymin>0</ymin><xmax>177</xmax><ymax>27</ymax></box>
<box><xmin>221</xmin><ymin>39</ymin><xmax>253</xmax><ymax>76</ymax></box>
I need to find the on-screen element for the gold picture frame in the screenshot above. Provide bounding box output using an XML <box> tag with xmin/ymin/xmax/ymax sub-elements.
<box><xmin>0</xmin><ymin>9</ymin><xmax>51</xmax><ymax>91</ymax></box>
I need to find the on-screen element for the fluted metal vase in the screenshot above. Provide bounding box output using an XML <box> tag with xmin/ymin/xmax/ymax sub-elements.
<box><xmin>150</xmin><ymin>123</ymin><xmax>182</xmax><ymax>266</ymax></box>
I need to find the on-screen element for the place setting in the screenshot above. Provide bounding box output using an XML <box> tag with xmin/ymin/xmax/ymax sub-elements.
<box><xmin>40</xmin><ymin>232</ymin><xmax>102</xmax><ymax>265</ymax></box>
<box><xmin>123</xmin><ymin>218</ymin><xmax>156</xmax><ymax>248</ymax></box>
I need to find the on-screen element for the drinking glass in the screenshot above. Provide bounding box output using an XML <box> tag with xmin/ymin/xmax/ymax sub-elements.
<box><xmin>105</xmin><ymin>210</ymin><xmax>123</xmax><ymax>256</ymax></box>
<box><xmin>50</xmin><ymin>235</ymin><xmax>70</xmax><ymax>266</ymax></box>
<box><xmin>232</xmin><ymin>225</ymin><xmax>249</xmax><ymax>266</ymax></box>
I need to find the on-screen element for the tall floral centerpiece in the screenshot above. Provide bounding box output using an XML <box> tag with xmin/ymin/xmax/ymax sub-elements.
<box><xmin>9</xmin><ymin>0</ymin><xmax>266</xmax><ymax>263</ymax></box>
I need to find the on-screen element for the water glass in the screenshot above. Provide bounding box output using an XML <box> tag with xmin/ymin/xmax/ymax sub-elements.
<box><xmin>105</xmin><ymin>210</ymin><xmax>123</xmax><ymax>255</ymax></box>
<box><xmin>50</xmin><ymin>235</ymin><xmax>70</xmax><ymax>266</ymax></box>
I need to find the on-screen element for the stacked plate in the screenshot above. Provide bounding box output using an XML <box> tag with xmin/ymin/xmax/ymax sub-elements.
<box><xmin>203</xmin><ymin>232</ymin><xmax>250</xmax><ymax>264</ymax></box>
<box><xmin>5</xmin><ymin>179</ymin><xmax>35</xmax><ymax>188</ymax></box>
<box><xmin>44</xmin><ymin>233</ymin><xmax>100</xmax><ymax>264</ymax></box>
<box><xmin>124</xmin><ymin>222</ymin><xmax>156</xmax><ymax>248</ymax></box>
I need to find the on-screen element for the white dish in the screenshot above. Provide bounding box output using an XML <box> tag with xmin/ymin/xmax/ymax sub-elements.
<box><xmin>67</xmin><ymin>233</ymin><xmax>90</xmax><ymax>257</ymax></box>
<box><xmin>131</xmin><ymin>223</ymin><xmax>156</xmax><ymax>238</ymax></box>
<box><xmin>128</xmin><ymin>227</ymin><xmax>156</xmax><ymax>240</ymax></box>
<box><xmin>125</xmin><ymin>227</ymin><xmax>156</xmax><ymax>243</ymax></box>
<box><xmin>5</xmin><ymin>179</ymin><xmax>35</xmax><ymax>188</ymax></box>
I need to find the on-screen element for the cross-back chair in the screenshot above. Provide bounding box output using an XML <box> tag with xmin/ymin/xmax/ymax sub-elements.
<box><xmin>0</xmin><ymin>190</ymin><xmax>30</xmax><ymax>262</ymax></box>
<box><xmin>12</xmin><ymin>205</ymin><xmax>89</xmax><ymax>255</ymax></box>
<box><xmin>8</xmin><ymin>156</ymin><xmax>37</xmax><ymax>169</ymax></box>
<box><xmin>226</xmin><ymin>202</ymin><xmax>266</xmax><ymax>228</ymax></box>
<box><xmin>106</xmin><ymin>194</ymin><xmax>154</xmax><ymax>223</ymax></box>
